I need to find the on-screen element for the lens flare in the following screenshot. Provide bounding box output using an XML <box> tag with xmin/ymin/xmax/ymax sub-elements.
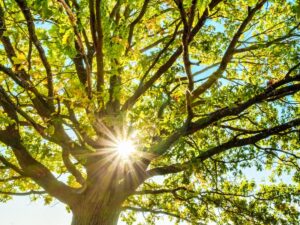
<box><xmin>116</xmin><ymin>140</ymin><xmax>135</xmax><ymax>157</ymax></box>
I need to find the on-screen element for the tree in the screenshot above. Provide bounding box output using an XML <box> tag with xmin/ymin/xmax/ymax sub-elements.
<box><xmin>0</xmin><ymin>0</ymin><xmax>300</xmax><ymax>224</ymax></box>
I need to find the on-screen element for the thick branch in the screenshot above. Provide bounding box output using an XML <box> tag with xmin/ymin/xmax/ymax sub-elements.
<box><xmin>146</xmin><ymin>117</ymin><xmax>300</xmax><ymax>178</ymax></box>
<box><xmin>122</xmin><ymin>0</ymin><xmax>223</xmax><ymax>111</ymax></box>
<box><xmin>95</xmin><ymin>0</ymin><xmax>104</xmax><ymax>92</ymax></box>
<box><xmin>0</xmin><ymin>155</ymin><xmax>24</xmax><ymax>175</ymax></box>
<box><xmin>0</xmin><ymin>190</ymin><xmax>46</xmax><ymax>196</ymax></box>
<box><xmin>192</xmin><ymin>0</ymin><xmax>267</xmax><ymax>100</ymax></box>
<box><xmin>0</xmin><ymin>134</ymin><xmax>78</xmax><ymax>204</ymax></box>
<box><xmin>148</xmin><ymin>73</ymin><xmax>300</xmax><ymax>157</ymax></box>
<box><xmin>62</xmin><ymin>149</ymin><xmax>86</xmax><ymax>186</ymax></box>
<box><xmin>57</xmin><ymin>0</ymin><xmax>92</xmax><ymax>97</ymax></box>
<box><xmin>15</xmin><ymin>0</ymin><xmax>54</xmax><ymax>101</ymax></box>
<box><xmin>133</xmin><ymin>187</ymin><xmax>187</xmax><ymax>195</ymax></box>
<box><xmin>234</xmin><ymin>34</ymin><xmax>299</xmax><ymax>54</ymax></box>
<box><xmin>126</xmin><ymin>0</ymin><xmax>151</xmax><ymax>51</ymax></box>
<box><xmin>0</xmin><ymin>89</ymin><xmax>79</xmax><ymax>205</ymax></box>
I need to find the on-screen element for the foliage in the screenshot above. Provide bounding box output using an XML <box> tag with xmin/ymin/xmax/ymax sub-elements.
<box><xmin>0</xmin><ymin>0</ymin><xmax>300</xmax><ymax>224</ymax></box>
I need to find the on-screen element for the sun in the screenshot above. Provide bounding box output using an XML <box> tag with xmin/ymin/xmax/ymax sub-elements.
<box><xmin>116</xmin><ymin>140</ymin><xmax>135</xmax><ymax>157</ymax></box>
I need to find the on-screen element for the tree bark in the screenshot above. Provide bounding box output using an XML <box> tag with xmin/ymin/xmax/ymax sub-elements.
<box><xmin>71</xmin><ymin>205</ymin><xmax>120</xmax><ymax>225</ymax></box>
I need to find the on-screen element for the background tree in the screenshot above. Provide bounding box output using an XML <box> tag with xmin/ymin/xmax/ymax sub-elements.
<box><xmin>0</xmin><ymin>0</ymin><xmax>300</xmax><ymax>224</ymax></box>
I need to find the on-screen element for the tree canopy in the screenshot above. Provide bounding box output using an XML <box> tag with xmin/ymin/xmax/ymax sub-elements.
<box><xmin>0</xmin><ymin>0</ymin><xmax>300</xmax><ymax>224</ymax></box>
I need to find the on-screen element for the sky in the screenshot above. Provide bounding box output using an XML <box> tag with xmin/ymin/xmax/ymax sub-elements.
<box><xmin>0</xmin><ymin>196</ymin><xmax>172</xmax><ymax>225</ymax></box>
<box><xmin>0</xmin><ymin>197</ymin><xmax>71</xmax><ymax>225</ymax></box>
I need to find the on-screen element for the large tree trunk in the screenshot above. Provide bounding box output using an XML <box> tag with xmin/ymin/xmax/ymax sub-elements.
<box><xmin>69</xmin><ymin>152</ymin><xmax>143</xmax><ymax>225</ymax></box>
<box><xmin>71</xmin><ymin>204</ymin><xmax>121</xmax><ymax>225</ymax></box>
